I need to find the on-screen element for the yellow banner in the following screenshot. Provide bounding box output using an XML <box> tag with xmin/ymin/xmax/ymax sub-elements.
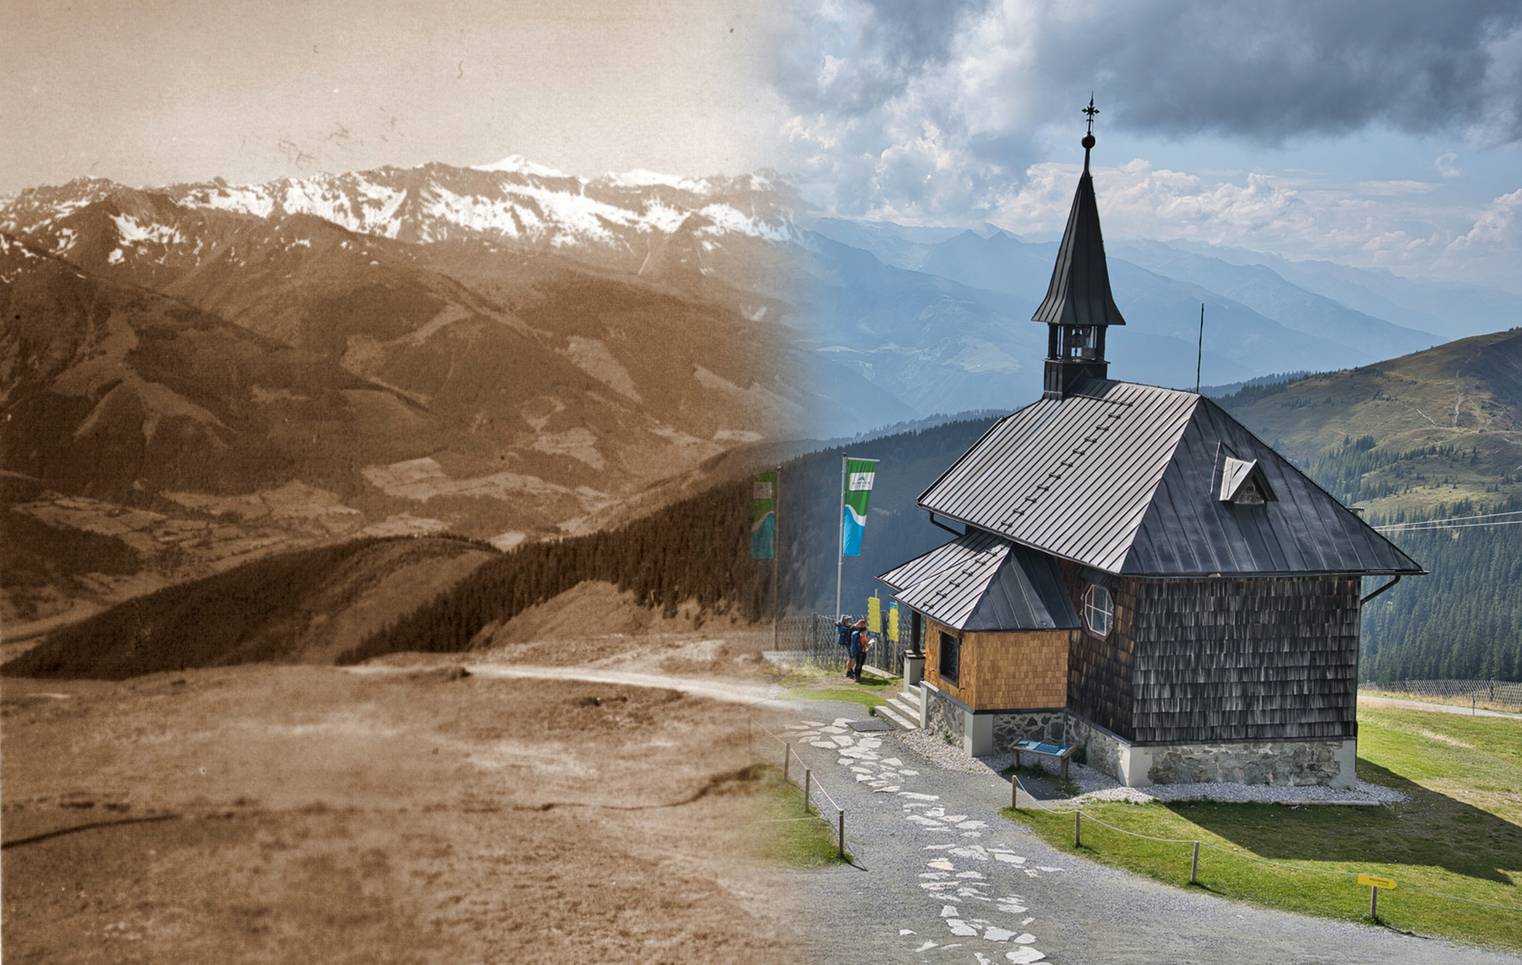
<box><xmin>1357</xmin><ymin>875</ymin><xmax>1397</xmax><ymax>890</ymax></box>
<box><xmin>867</xmin><ymin>596</ymin><xmax>882</xmax><ymax>633</ymax></box>
<box><xmin>888</xmin><ymin>603</ymin><xmax>899</xmax><ymax>642</ymax></box>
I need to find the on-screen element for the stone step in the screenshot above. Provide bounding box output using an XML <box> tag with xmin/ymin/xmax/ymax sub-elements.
<box><xmin>881</xmin><ymin>695</ymin><xmax>921</xmax><ymax>731</ymax></box>
<box><xmin>875</xmin><ymin>700</ymin><xmax>918</xmax><ymax>731</ymax></box>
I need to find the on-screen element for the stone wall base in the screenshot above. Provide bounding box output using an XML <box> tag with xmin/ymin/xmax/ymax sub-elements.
<box><xmin>920</xmin><ymin>685</ymin><xmax>1356</xmax><ymax>788</ymax></box>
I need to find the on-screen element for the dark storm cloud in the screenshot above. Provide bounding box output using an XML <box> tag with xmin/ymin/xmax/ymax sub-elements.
<box><xmin>778</xmin><ymin>0</ymin><xmax>1522</xmax><ymax>147</ymax></box>
<box><xmin>1054</xmin><ymin>0</ymin><xmax>1522</xmax><ymax>143</ymax></box>
<box><xmin>772</xmin><ymin>0</ymin><xmax>992</xmax><ymax>115</ymax></box>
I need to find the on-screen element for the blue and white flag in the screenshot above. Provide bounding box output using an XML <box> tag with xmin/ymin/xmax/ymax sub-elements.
<box><xmin>840</xmin><ymin>457</ymin><xmax>878</xmax><ymax>557</ymax></box>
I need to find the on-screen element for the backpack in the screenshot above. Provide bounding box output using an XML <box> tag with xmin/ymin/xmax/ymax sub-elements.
<box><xmin>836</xmin><ymin>623</ymin><xmax>854</xmax><ymax>647</ymax></box>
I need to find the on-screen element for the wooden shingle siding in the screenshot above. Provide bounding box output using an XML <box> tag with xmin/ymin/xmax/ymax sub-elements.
<box><xmin>1062</xmin><ymin>564</ymin><xmax>1136</xmax><ymax>739</ymax></box>
<box><xmin>924</xmin><ymin>618</ymin><xmax>1068</xmax><ymax>711</ymax></box>
<box><xmin>1128</xmin><ymin>576</ymin><xmax>1360</xmax><ymax>743</ymax></box>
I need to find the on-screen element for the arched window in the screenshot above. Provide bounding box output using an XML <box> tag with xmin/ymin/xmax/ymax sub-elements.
<box><xmin>1083</xmin><ymin>584</ymin><xmax>1113</xmax><ymax>638</ymax></box>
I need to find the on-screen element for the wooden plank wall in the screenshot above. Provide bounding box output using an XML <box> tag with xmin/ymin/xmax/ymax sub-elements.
<box><xmin>1129</xmin><ymin>575</ymin><xmax>1360</xmax><ymax>743</ymax></box>
<box><xmin>923</xmin><ymin>618</ymin><xmax>1068</xmax><ymax>711</ymax></box>
<box><xmin>1059</xmin><ymin>562</ymin><xmax>1136</xmax><ymax>739</ymax></box>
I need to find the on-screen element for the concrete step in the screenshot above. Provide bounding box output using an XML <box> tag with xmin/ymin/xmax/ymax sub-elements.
<box><xmin>880</xmin><ymin>694</ymin><xmax>922</xmax><ymax>731</ymax></box>
<box><xmin>876</xmin><ymin>700</ymin><xmax>918</xmax><ymax>731</ymax></box>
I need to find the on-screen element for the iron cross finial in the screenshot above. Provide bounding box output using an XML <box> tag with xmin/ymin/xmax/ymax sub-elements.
<box><xmin>1083</xmin><ymin>95</ymin><xmax>1099</xmax><ymax>136</ymax></box>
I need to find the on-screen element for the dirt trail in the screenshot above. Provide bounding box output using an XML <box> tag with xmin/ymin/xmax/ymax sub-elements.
<box><xmin>2</xmin><ymin>660</ymin><xmax>804</xmax><ymax>963</ymax></box>
<box><xmin>1359</xmin><ymin>693</ymin><xmax>1522</xmax><ymax>721</ymax></box>
<box><xmin>348</xmin><ymin>661</ymin><xmax>798</xmax><ymax>708</ymax></box>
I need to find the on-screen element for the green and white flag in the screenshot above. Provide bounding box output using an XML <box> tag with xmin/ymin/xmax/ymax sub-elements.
<box><xmin>750</xmin><ymin>469</ymin><xmax>777</xmax><ymax>560</ymax></box>
<box><xmin>840</xmin><ymin>457</ymin><xmax>878</xmax><ymax>557</ymax></box>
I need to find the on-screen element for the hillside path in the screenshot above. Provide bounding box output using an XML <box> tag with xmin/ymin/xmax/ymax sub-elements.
<box><xmin>347</xmin><ymin>661</ymin><xmax>799</xmax><ymax>709</ymax></box>
<box><xmin>346</xmin><ymin>663</ymin><xmax>1518</xmax><ymax>963</ymax></box>
<box><xmin>1360</xmin><ymin>694</ymin><xmax>1522</xmax><ymax>721</ymax></box>
<box><xmin>784</xmin><ymin>704</ymin><xmax>1520</xmax><ymax>965</ymax></box>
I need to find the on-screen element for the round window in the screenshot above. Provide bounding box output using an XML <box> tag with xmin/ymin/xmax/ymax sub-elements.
<box><xmin>1083</xmin><ymin>584</ymin><xmax>1113</xmax><ymax>638</ymax></box>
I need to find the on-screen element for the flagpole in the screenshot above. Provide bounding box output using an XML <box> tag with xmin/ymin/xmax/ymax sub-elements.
<box><xmin>836</xmin><ymin>455</ymin><xmax>846</xmax><ymax>620</ymax></box>
<box><xmin>772</xmin><ymin>464</ymin><xmax>781</xmax><ymax>651</ymax></box>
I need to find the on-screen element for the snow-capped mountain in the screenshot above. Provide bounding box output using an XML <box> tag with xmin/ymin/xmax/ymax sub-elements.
<box><xmin>0</xmin><ymin>158</ymin><xmax>795</xmax><ymax>283</ymax></box>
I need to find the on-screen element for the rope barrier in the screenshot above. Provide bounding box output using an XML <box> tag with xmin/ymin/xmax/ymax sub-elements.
<box><xmin>1012</xmin><ymin>775</ymin><xmax>1522</xmax><ymax>917</ymax></box>
<box><xmin>750</xmin><ymin>723</ymin><xmax>853</xmax><ymax>859</ymax></box>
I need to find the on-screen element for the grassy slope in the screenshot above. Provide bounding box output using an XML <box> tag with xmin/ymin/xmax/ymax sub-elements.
<box><xmin>782</xmin><ymin>665</ymin><xmax>894</xmax><ymax>709</ymax></box>
<box><xmin>1007</xmin><ymin>706</ymin><xmax>1522</xmax><ymax>951</ymax></box>
<box><xmin>1219</xmin><ymin>328</ymin><xmax>1522</xmax><ymax>515</ymax></box>
<box><xmin>751</xmin><ymin>765</ymin><xmax>848</xmax><ymax>868</ymax></box>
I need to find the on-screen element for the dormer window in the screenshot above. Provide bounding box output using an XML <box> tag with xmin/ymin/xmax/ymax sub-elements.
<box><xmin>1220</xmin><ymin>457</ymin><xmax>1276</xmax><ymax>505</ymax></box>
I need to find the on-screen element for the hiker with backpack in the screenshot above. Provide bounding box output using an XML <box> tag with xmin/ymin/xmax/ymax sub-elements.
<box><xmin>836</xmin><ymin>616</ymin><xmax>859</xmax><ymax>679</ymax></box>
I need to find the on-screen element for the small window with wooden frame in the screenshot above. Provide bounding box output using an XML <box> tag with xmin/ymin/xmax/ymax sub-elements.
<box><xmin>1083</xmin><ymin>584</ymin><xmax>1113</xmax><ymax>638</ymax></box>
<box><xmin>937</xmin><ymin>630</ymin><xmax>960</xmax><ymax>685</ymax></box>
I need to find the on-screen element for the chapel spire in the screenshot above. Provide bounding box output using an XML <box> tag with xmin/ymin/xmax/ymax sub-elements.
<box><xmin>1032</xmin><ymin>96</ymin><xmax>1127</xmax><ymax>399</ymax></box>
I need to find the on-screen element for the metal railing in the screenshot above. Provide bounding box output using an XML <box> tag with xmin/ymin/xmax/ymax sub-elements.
<box><xmin>771</xmin><ymin>614</ymin><xmax>849</xmax><ymax>672</ymax></box>
<box><xmin>770</xmin><ymin>612</ymin><xmax>910</xmax><ymax>678</ymax></box>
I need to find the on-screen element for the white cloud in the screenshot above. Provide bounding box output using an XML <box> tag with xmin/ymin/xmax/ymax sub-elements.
<box><xmin>1447</xmin><ymin>188</ymin><xmax>1522</xmax><ymax>252</ymax></box>
<box><xmin>769</xmin><ymin>0</ymin><xmax>1522</xmax><ymax>285</ymax></box>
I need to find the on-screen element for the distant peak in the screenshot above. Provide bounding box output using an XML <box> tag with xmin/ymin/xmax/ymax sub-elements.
<box><xmin>470</xmin><ymin>155</ymin><xmax>568</xmax><ymax>178</ymax></box>
<box><xmin>603</xmin><ymin>169</ymin><xmax>711</xmax><ymax>194</ymax></box>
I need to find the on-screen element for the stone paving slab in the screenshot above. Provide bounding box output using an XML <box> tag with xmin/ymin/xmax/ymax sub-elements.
<box><xmin>785</xmin><ymin>700</ymin><xmax>1522</xmax><ymax>965</ymax></box>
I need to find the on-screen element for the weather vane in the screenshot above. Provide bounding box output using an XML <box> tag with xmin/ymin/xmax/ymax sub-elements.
<box><xmin>1083</xmin><ymin>95</ymin><xmax>1099</xmax><ymax>136</ymax></box>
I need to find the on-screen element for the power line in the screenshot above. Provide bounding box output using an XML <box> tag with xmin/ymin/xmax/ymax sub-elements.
<box><xmin>1376</xmin><ymin>520</ymin><xmax>1522</xmax><ymax>533</ymax></box>
<box><xmin>1375</xmin><ymin>509</ymin><xmax>1522</xmax><ymax>530</ymax></box>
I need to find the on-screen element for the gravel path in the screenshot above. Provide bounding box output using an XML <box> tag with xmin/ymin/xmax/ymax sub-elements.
<box><xmin>786</xmin><ymin>702</ymin><xmax>1520</xmax><ymax>965</ymax></box>
<box><xmin>1359</xmin><ymin>694</ymin><xmax>1522</xmax><ymax>721</ymax></box>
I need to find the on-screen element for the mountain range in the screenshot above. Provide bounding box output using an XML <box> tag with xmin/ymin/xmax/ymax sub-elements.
<box><xmin>0</xmin><ymin>162</ymin><xmax>814</xmax><ymax>630</ymax></box>
<box><xmin>5</xmin><ymin>154</ymin><xmax>1519</xmax><ymax>638</ymax></box>
<box><xmin>799</xmin><ymin>218</ymin><xmax>1521</xmax><ymax>433</ymax></box>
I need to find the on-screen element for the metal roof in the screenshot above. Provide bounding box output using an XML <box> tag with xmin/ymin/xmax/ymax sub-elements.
<box><xmin>1030</xmin><ymin>163</ymin><xmax>1126</xmax><ymax>328</ymax></box>
<box><xmin>918</xmin><ymin>379</ymin><xmax>1423</xmax><ymax>577</ymax></box>
<box><xmin>879</xmin><ymin>531</ymin><xmax>1079</xmax><ymax>631</ymax></box>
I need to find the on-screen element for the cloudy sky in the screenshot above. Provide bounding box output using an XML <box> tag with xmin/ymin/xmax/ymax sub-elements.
<box><xmin>771</xmin><ymin>0</ymin><xmax>1522</xmax><ymax>291</ymax></box>
<box><xmin>5</xmin><ymin>0</ymin><xmax>1518</xmax><ymax>291</ymax></box>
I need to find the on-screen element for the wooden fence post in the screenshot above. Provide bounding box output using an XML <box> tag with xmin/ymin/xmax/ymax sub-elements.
<box><xmin>1074</xmin><ymin>811</ymin><xmax>1082</xmax><ymax>848</ymax></box>
<box><xmin>1010</xmin><ymin>776</ymin><xmax>1018</xmax><ymax>811</ymax></box>
<box><xmin>837</xmin><ymin>809</ymin><xmax>846</xmax><ymax>858</ymax></box>
<box><xmin>1369</xmin><ymin>884</ymin><xmax>1379</xmax><ymax>922</ymax></box>
<box><xmin>804</xmin><ymin>769</ymin><xmax>812</xmax><ymax>814</ymax></box>
<box><xmin>782</xmin><ymin>742</ymin><xmax>790</xmax><ymax>783</ymax></box>
<box><xmin>1190</xmin><ymin>842</ymin><xmax>1200</xmax><ymax>884</ymax></box>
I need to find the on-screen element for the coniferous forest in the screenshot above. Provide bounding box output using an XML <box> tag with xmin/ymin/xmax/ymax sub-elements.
<box><xmin>11</xmin><ymin>413</ymin><xmax>1511</xmax><ymax>682</ymax></box>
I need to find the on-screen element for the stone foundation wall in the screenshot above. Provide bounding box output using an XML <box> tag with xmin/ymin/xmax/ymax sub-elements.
<box><xmin>1066</xmin><ymin>716</ymin><xmax>1125</xmax><ymax>781</ymax></box>
<box><xmin>991</xmin><ymin>711</ymin><xmax>1066</xmax><ymax>748</ymax></box>
<box><xmin>1146</xmin><ymin>739</ymin><xmax>1352</xmax><ymax>787</ymax></box>
<box><xmin>925</xmin><ymin>687</ymin><xmax>962</xmax><ymax>745</ymax></box>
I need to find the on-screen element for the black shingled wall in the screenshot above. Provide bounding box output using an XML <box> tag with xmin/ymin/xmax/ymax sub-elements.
<box><xmin>1061</xmin><ymin>562</ymin><xmax>1136</xmax><ymax>739</ymax></box>
<box><xmin>1127</xmin><ymin>575</ymin><xmax>1361</xmax><ymax>743</ymax></box>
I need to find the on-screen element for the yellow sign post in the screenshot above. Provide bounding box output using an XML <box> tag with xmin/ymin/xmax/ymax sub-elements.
<box><xmin>1358</xmin><ymin>874</ymin><xmax>1396</xmax><ymax>921</ymax></box>
<box><xmin>888</xmin><ymin>603</ymin><xmax>900</xmax><ymax>642</ymax></box>
<box><xmin>867</xmin><ymin>595</ymin><xmax>882</xmax><ymax>633</ymax></box>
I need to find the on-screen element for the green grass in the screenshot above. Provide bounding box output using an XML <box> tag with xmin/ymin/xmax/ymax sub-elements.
<box><xmin>1006</xmin><ymin>707</ymin><xmax>1522</xmax><ymax>952</ymax></box>
<box><xmin>782</xmin><ymin>666</ymin><xmax>895</xmax><ymax>709</ymax></box>
<box><xmin>752</xmin><ymin>765</ymin><xmax>848</xmax><ymax>868</ymax></box>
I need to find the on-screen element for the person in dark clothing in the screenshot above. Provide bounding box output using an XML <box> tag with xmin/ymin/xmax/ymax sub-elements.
<box><xmin>840</xmin><ymin>616</ymin><xmax>861</xmax><ymax>679</ymax></box>
<box><xmin>851</xmin><ymin>618</ymin><xmax>869</xmax><ymax>680</ymax></box>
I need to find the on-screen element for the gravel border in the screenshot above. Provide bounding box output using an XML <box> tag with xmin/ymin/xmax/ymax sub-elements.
<box><xmin>895</xmin><ymin>729</ymin><xmax>1408</xmax><ymax>806</ymax></box>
